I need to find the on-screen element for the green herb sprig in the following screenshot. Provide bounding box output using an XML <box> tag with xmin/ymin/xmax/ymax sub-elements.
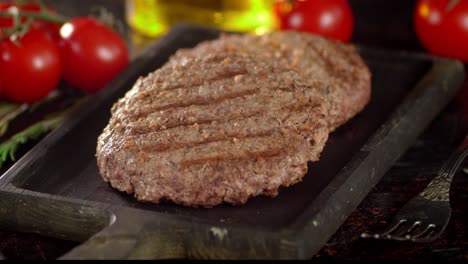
<box><xmin>0</xmin><ymin>110</ymin><xmax>67</xmax><ymax>168</ymax></box>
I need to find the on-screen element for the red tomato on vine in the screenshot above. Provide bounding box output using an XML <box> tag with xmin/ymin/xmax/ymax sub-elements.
<box><xmin>274</xmin><ymin>0</ymin><xmax>354</xmax><ymax>43</ymax></box>
<box><xmin>59</xmin><ymin>17</ymin><xmax>129</xmax><ymax>93</ymax></box>
<box><xmin>0</xmin><ymin>3</ymin><xmax>14</xmax><ymax>28</ymax></box>
<box><xmin>0</xmin><ymin>29</ymin><xmax>62</xmax><ymax>103</ymax></box>
<box><xmin>0</xmin><ymin>2</ymin><xmax>60</xmax><ymax>40</ymax></box>
<box><xmin>0</xmin><ymin>2</ymin><xmax>130</xmax><ymax>100</ymax></box>
<box><xmin>414</xmin><ymin>0</ymin><xmax>468</xmax><ymax>61</ymax></box>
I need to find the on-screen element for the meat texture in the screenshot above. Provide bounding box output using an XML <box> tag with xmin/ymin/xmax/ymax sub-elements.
<box><xmin>171</xmin><ymin>31</ymin><xmax>371</xmax><ymax>130</ymax></box>
<box><xmin>97</xmin><ymin>50</ymin><xmax>330</xmax><ymax>207</ymax></box>
<box><xmin>96</xmin><ymin>31</ymin><xmax>371</xmax><ymax>207</ymax></box>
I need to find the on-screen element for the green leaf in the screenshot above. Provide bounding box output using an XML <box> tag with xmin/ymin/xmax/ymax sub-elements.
<box><xmin>0</xmin><ymin>109</ymin><xmax>67</xmax><ymax>170</ymax></box>
<box><xmin>0</xmin><ymin>95</ymin><xmax>86</xmax><ymax>170</ymax></box>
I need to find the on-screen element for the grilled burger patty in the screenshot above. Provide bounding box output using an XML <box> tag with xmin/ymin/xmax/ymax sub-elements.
<box><xmin>96</xmin><ymin>32</ymin><xmax>371</xmax><ymax>207</ymax></box>
<box><xmin>172</xmin><ymin>31</ymin><xmax>371</xmax><ymax>131</ymax></box>
<box><xmin>97</xmin><ymin>50</ymin><xmax>330</xmax><ymax>207</ymax></box>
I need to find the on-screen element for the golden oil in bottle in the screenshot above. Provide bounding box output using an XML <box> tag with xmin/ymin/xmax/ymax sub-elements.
<box><xmin>125</xmin><ymin>0</ymin><xmax>278</xmax><ymax>38</ymax></box>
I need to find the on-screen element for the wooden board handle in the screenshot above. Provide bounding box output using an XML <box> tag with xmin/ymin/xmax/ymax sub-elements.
<box><xmin>0</xmin><ymin>190</ymin><xmax>188</xmax><ymax>259</ymax></box>
<box><xmin>59</xmin><ymin>213</ymin><xmax>188</xmax><ymax>260</ymax></box>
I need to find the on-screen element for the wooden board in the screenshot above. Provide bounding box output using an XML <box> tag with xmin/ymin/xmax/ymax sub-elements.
<box><xmin>0</xmin><ymin>24</ymin><xmax>464</xmax><ymax>259</ymax></box>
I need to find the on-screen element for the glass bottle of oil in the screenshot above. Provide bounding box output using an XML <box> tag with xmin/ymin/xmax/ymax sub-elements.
<box><xmin>125</xmin><ymin>0</ymin><xmax>278</xmax><ymax>38</ymax></box>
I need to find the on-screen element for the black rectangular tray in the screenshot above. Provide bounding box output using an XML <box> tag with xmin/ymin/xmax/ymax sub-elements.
<box><xmin>0</xmin><ymin>24</ymin><xmax>464</xmax><ymax>259</ymax></box>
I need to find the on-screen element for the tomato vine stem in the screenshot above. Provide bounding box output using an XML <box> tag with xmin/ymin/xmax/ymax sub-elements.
<box><xmin>0</xmin><ymin>1</ymin><xmax>67</xmax><ymax>41</ymax></box>
<box><xmin>0</xmin><ymin>10</ymin><xmax>67</xmax><ymax>24</ymax></box>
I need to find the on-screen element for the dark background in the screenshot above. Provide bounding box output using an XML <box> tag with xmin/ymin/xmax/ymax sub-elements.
<box><xmin>1</xmin><ymin>0</ymin><xmax>467</xmax><ymax>260</ymax></box>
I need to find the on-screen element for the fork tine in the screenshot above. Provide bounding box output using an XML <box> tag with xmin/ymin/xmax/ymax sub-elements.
<box><xmin>410</xmin><ymin>224</ymin><xmax>436</xmax><ymax>241</ymax></box>
<box><xmin>389</xmin><ymin>221</ymin><xmax>423</xmax><ymax>240</ymax></box>
<box><xmin>360</xmin><ymin>219</ymin><xmax>408</xmax><ymax>239</ymax></box>
<box><xmin>360</xmin><ymin>143</ymin><xmax>466</xmax><ymax>243</ymax></box>
<box><xmin>381</xmin><ymin>220</ymin><xmax>423</xmax><ymax>241</ymax></box>
<box><xmin>406</xmin><ymin>221</ymin><xmax>422</xmax><ymax>234</ymax></box>
<box><xmin>381</xmin><ymin>219</ymin><xmax>407</xmax><ymax>237</ymax></box>
<box><xmin>411</xmin><ymin>224</ymin><xmax>436</xmax><ymax>241</ymax></box>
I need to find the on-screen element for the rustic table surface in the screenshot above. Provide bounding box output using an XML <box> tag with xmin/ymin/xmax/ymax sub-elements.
<box><xmin>0</xmin><ymin>0</ymin><xmax>467</xmax><ymax>260</ymax></box>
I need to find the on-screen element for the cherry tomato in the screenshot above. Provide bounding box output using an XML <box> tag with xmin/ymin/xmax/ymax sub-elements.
<box><xmin>0</xmin><ymin>29</ymin><xmax>62</xmax><ymax>103</ymax></box>
<box><xmin>274</xmin><ymin>0</ymin><xmax>354</xmax><ymax>42</ymax></box>
<box><xmin>30</xmin><ymin>20</ymin><xmax>61</xmax><ymax>41</ymax></box>
<box><xmin>0</xmin><ymin>3</ymin><xmax>15</xmax><ymax>28</ymax></box>
<box><xmin>0</xmin><ymin>2</ymin><xmax>60</xmax><ymax>40</ymax></box>
<box><xmin>0</xmin><ymin>2</ymin><xmax>42</xmax><ymax>28</ymax></box>
<box><xmin>59</xmin><ymin>17</ymin><xmax>129</xmax><ymax>93</ymax></box>
<box><xmin>414</xmin><ymin>0</ymin><xmax>468</xmax><ymax>61</ymax></box>
<box><xmin>20</xmin><ymin>3</ymin><xmax>41</xmax><ymax>11</ymax></box>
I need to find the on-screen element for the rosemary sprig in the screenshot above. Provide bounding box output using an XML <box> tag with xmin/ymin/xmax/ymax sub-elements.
<box><xmin>0</xmin><ymin>102</ymin><xmax>21</xmax><ymax>118</ymax></box>
<box><xmin>28</xmin><ymin>89</ymin><xmax>61</xmax><ymax>113</ymax></box>
<box><xmin>0</xmin><ymin>109</ymin><xmax>67</xmax><ymax>169</ymax></box>
<box><xmin>0</xmin><ymin>93</ymin><xmax>86</xmax><ymax>169</ymax></box>
<box><xmin>0</xmin><ymin>103</ymin><xmax>28</xmax><ymax>136</ymax></box>
<box><xmin>0</xmin><ymin>90</ymin><xmax>62</xmax><ymax>137</ymax></box>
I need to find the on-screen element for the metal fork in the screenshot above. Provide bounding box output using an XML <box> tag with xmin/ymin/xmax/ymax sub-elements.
<box><xmin>361</xmin><ymin>134</ymin><xmax>468</xmax><ymax>242</ymax></box>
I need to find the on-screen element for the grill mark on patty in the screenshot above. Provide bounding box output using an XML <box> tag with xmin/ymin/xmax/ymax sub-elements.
<box><xmin>131</xmin><ymin>130</ymin><xmax>297</xmax><ymax>163</ymax></box>
<box><xmin>150</xmin><ymin>68</ymin><xmax>249</xmax><ymax>92</ymax></box>
<box><xmin>131</xmin><ymin>88</ymin><xmax>256</xmax><ymax>114</ymax></box>
<box><xmin>211</xmin><ymin>68</ymin><xmax>249</xmax><ymax>81</ymax></box>
<box><xmin>117</xmin><ymin>111</ymin><xmax>257</xmax><ymax>134</ymax></box>
<box><xmin>123</xmin><ymin>67</ymin><xmax>297</xmax><ymax>120</ymax></box>
<box><xmin>110</xmin><ymin>96</ymin><xmax>326</xmax><ymax>131</ymax></box>
<box><xmin>179</xmin><ymin>148</ymin><xmax>284</xmax><ymax>169</ymax></box>
<box><xmin>321</xmin><ymin>42</ymin><xmax>355</xmax><ymax>84</ymax></box>
<box><xmin>131</xmin><ymin>130</ymin><xmax>274</xmax><ymax>152</ymax></box>
<box><xmin>130</xmin><ymin>86</ymin><xmax>299</xmax><ymax>118</ymax></box>
<box><xmin>115</xmin><ymin>97</ymin><xmax>324</xmax><ymax>135</ymax></box>
<box><xmin>120</xmin><ymin>83</ymin><xmax>320</xmax><ymax>124</ymax></box>
<box><xmin>300</xmin><ymin>39</ymin><xmax>336</xmax><ymax>79</ymax></box>
<box><xmin>136</xmin><ymin>66</ymin><xmax>286</xmax><ymax>101</ymax></box>
<box><xmin>125</xmin><ymin>109</ymin><xmax>320</xmax><ymax>151</ymax></box>
<box><xmin>174</xmin><ymin>131</ymin><xmax>308</xmax><ymax>171</ymax></box>
<box><xmin>334</xmin><ymin>43</ymin><xmax>361</xmax><ymax>69</ymax></box>
<box><xmin>124</xmin><ymin>105</ymin><xmax>321</xmax><ymax>141</ymax></box>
